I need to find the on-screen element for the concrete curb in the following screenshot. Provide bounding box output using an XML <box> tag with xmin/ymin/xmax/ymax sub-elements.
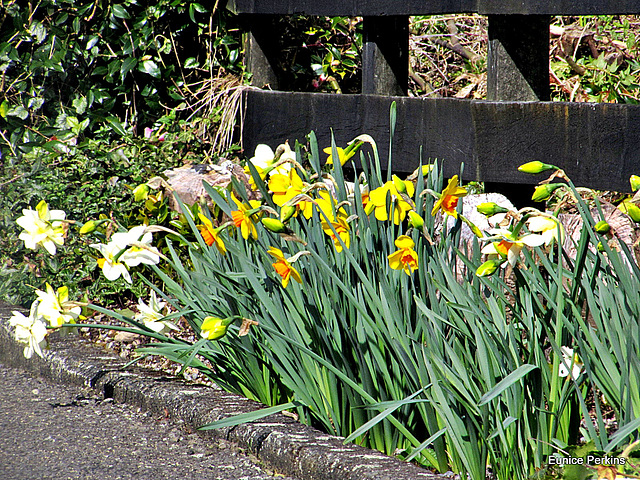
<box><xmin>0</xmin><ymin>303</ymin><xmax>447</xmax><ymax>480</ymax></box>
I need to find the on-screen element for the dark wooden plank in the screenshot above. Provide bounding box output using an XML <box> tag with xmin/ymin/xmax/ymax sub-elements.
<box><xmin>227</xmin><ymin>0</ymin><xmax>640</xmax><ymax>15</ymax></box>
<box><xmin>362</xmin><ymin>16</ymin><xmax>408</xmax><ymax>96</ymax></box>
<box><xmin>227</xmin><ymin>0</ymin><xmax>478</xmax><ymax>16</ymax></box>
<box><xmin>242</xmin><ymin>90</ymin><xmax>640</xmax><ymax>192</ymax></box>
<box><xmin>478</xmin><ymin>0</ymin><xmax>640</xmax><ymax>15</ymax></box>
<box><xmin>487</xmin><ymin>15</ymin><xmax>550</xmax><ymax>101</ymax></box>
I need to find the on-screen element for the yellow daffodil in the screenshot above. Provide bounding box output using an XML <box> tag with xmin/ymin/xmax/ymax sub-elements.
<box><xmin>134</xmin><ymin>290</ymin><xmax>178</xmax><ymax>334</ymax></box>
<box><xmin>322</xmin><ymin>216</ymin><xmax>350</xmax><ymax>253</ymax></box>
<box><xmin>16</xmin><ymin>200</ymin><xmax>66</xmax><ymax>255</ymax></box>
<box><xmin>481</xmin><ymin>228</ymin><xmax>545</xmax><ymax>267</ymax></box>
<box><xmin>527</xmin><ymin>216</ymin><xmax>564</xmax><ymax>245</ymax></box>
<box><xmin>367</xmin><ymin>180</ymin><xmax>415</xmax><ymax>224</ymax></box>
<box><xmin>9</xmin><ymin>301</ymin><xmax>48</xmax><ymax>359</ymax></box>
<box><xmin>197</xmin><ymin>213</ymin><xmax>226</xmax><ymax>254</ymax></box>
<box><xmin>269</xmin><ymin>168</ymin><xmax>305</xmax><ymax>207</ymax></box>
<box><xmin>35</xmin><ymin>283</ymin><xmax>81</xmax><ymax>328</ymax></box>
<box><xmin>431</xmin><ymin>175</ymin><xmax>467</xmax><ymax>218</ymax></box>
<box><xmin>314</xmin><ymin>191</ymin><xmax>351</xmax><ymax>252</ymax></box>
<box><xmin>230</xmin><ymin>194</ymin><xmax>261</xmax><ymax>240</ymax></box>
<box><xmin>200</xmin><ymin>316</ymin><xmax>231</xmax><ymax>341</ymax></box>
<box><xmin>388</xmin><ymin>235</ymin><xmax>419</xmax><ymax>275</ymax></box>
<box><xmin>267</xmin><ymin>247</ymin><xmax>302</xmax><ymax>288</ymax></box>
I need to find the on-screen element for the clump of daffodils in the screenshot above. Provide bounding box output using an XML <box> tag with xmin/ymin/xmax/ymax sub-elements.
<box><xmin>9</xmin><ymin>282</ymin><xmax>83</xmax><ymax>358</ymax></box>
<box><xmin>9</xmin><ymin>302</ymin><xmax>48</xmax><ymax>359</ymax></box>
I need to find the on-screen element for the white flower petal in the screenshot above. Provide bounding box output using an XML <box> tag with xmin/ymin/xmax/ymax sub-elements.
<box><xmin>519</xmin><ymin>234</ymin><xmax>546</xmax><ymax>247</ymax></box>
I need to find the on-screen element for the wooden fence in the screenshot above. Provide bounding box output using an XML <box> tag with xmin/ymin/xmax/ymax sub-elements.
<box><xmin>227</xmin><ymin>1</ymin><xmax>640</xmax><ymax>193</ymax></box>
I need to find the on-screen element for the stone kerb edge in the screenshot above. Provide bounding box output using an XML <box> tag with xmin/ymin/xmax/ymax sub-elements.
<box><xmin>0</xmin><ymin>304</ymin><xmax>446</xmax><ymax>480</ymax></box>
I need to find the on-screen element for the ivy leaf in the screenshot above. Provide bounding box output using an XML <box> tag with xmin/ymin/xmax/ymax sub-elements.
<box><xmin>111</xmin><ymin>4</ymin><xmax>130</xmax><ymax>19</ymax></box>
<box><xmin>8</xmin><ymin>105</ymin><xmax>28</xmax><ymax>120</ymax></box>
<box><xmin>0</xmin><ymin>100</ymin><xmax>9</xmax><ymax>118</ymax></box>
<box><xmin>120</xmin><ymin>57</ymin><xmax>137</xmax><ymax>79</ymax></box>
<box><xmin>72</xmin><ymin>96</ymin><xmax>87</xmax><ymax>115</ymax></box>
<box><xmin>86</xmin><ymin>35</ymin><xmax>99</xmax><ymax>50</ymax></box>
<box><xmin>141</xmin><ymin>59</ymin><xmax>160</xmax><ymax>78</ymax></box>
<box><xmin>105</xmin><ymin>116</ymin><xmax>126</xmax><ymax>136</ymax></box>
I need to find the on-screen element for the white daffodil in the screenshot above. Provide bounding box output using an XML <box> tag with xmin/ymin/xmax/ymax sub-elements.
<box><xmin>91</xmin><ymin>233</ymin><xmax>134</xmax><ymax>283</ymax></box>
<box><xmin>558</xmin><ymin>346</ymin><xmax>583</xmax><ymax>380</ymax></box>
<box><xmin>9</xmin><ymin>301</ymin><xmax>48</xmax><ymax>359</ymax></box>
<box><xmin>248</xmin><ymin>144</ymin><xmax>292</xmax><ymax>176</ymax></box>
<box><xmin>91</xmin><ymin>226</ymin><xmax>160</xmax><ymax>283</ymax></box>
<box><xmin>134</xmin><ymin>290</ymin><xmax>178</xmax><ymax>334</ymax></box>
<box><xmin>481</xmin><ymin>228</ymin><xmax>546</xmax><ymax>267</ymax></box>
<box><xmin>249</xmin><ymin>144</ymin><xmax>276</xmax><ymax>170</ymax></box>
<box><xmin>118</xmin><ymin>226</ymin><xmax>161</xmax><ymax>267</ymax></box>
<box><xmin>35</xmin><ymin>283</ymin><xmax>81</xmax><ymax>328</ymax></box>
<box><xmin>527</xmin><ymin>216</ymin><xmax>565</xmax><ymax>245</ymax></box>
<box><xmin>16</xmin><ymin>200</ymin><xmax>66</xmax><ymax>255</ymax></box>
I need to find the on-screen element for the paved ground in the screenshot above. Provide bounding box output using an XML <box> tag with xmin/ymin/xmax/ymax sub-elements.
<box><xmin>0</xmin><ymin>362</ymin><xmax>295</xmax><ymax>480</ymax></box>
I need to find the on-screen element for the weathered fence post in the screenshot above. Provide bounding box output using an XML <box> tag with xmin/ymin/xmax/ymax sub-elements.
<box><xmin>487</xmin><ymin>15</ymin><xmax>550</xmax><ymax>101</ymax></box>
<box><xmin>362</xmin><ymin>16</ymin><xmax>409</xmax><ymax>96</ymax></box>
<box><xmin>243</xmin><ymin>15</ymin><xmax>281</xmax><ymax>89</ymax></box>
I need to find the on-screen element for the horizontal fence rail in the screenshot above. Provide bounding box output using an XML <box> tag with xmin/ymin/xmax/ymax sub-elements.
<box><xmin>230</xmin><ymin>1</ymin><xmax>640</xmax><ymax>193</ymax></box>
<box><xmin>228</xmin><ymin>0</ymin><xmax>640</xmax><ymax>16</ymax></box>
<box><xmin>243</xmin><ymin>90</ymin><xmax>640</xmax><ymax>192</ymax></box>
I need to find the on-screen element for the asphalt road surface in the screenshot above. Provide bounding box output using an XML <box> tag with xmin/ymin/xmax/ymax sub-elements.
<box><xmin>0</xmin><ymin>362</ymin><xmax>295</xmax><ymax>480</ymax></box>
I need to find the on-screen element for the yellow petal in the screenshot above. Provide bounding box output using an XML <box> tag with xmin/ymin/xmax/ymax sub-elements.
<box><xmin>394</xmin><ymin>235</ymin><xmax>415</xmax><ymax>249</ymax></box>
<box><xmin>387</xmin><ymin>249</ymin><xmax>404</xmax><ymax>270</ymax></box>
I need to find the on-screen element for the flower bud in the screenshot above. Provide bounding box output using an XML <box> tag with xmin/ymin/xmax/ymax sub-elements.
<box><xmin>531</xmin><ymin>183</ymin><xmax>564</xmax><ymax>202</ymax></box>
<box><xmin>518</xmin><ymin>161</ymin><xmax>557</xmax><ymax>174</ymax></box>
<box><xmin>364</xmin><ymin>201</ymin><xmax>376</xmax><ymax>216</ymax></box>
<box><xmin>476</xmin><ymin>202</ymin><xmax>509</xmax><ymax>216</ymax></box>
<box><xmin>619</xmin><ymin>201</ymin><xmax>640</xmax><ymax>222</ymax></box>
<box><xmin>421</xmin><ymin>165</ymin><xmax>434</xmax><ymax>176</ymax></box>
<box><xmin>594</xmin><ymin>221</ymin><xmax>611</xmax><ymax>234</ymax></box>
<box><xmin>475</xmin><ymin>259</ymin><xmax>504</xmax><ymax>277</ymax></box>
<box><xmin>79</xmin><ymin>220</ymin><xmax>98</xmax><ymax>235</ymax></box>
<box><xmin>280</xmin><ymin>205</ymin><xmax>296</xmax><ymax>223</ymax></box>
<box><xmin>392</xmin><ymin>175</ymin><xmax>407</xmax><ymax>194</ymax></box>
<box><xmin>133</xmin><ymin>184</ymin><xmax>150</xmax><ymax>201</ymax></box>
<box><xmin>597</xmin><ymin>241</ymin><xmax>606</xmax><ymax>252</ymax></box>
<box><xmin>200</xmin><ymin>316</ymin><xmax>231</xmax><ymax>341</ymax></box>
<box><xmin>631</xmin><ymin>175</ymin><xmax>640</xmax><ymax>192</ymax></box>
<box><xmin>407</xmin><ymin>210</ymin><xmax>424</xmax><ymax>229</ymax></box>
<box><xmin>261</xmin><ymin>217</ymin><xmax>286</xmax><ymax>233</ymax></box>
